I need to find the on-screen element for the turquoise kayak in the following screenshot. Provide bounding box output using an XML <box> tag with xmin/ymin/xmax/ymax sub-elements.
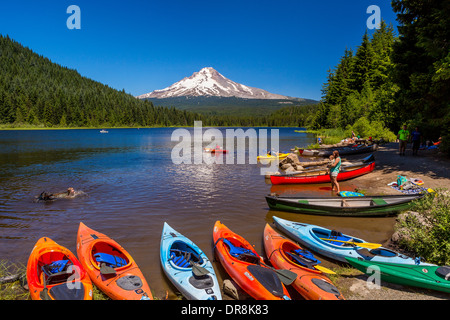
<box><xmin>272</xmin><ymin>216</ymin><xmax>434</xmax><ymax>266</ymax></box>
<box><xmin>160</xmin><ymin>222</ymin><xmax>222</xmax><ymax>300</ymax></box>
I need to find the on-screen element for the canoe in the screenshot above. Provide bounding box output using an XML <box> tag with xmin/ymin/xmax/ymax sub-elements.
<box><xmin>298</xmin><ymin>144</ymin><xmax>378</xmax><ymax>157</ymax></box>
<box><xmin>263</xmin><ymin>224</ymin><xmax>344</xmax><ymax>300</ymax></box>
<box><xmin>265</xmin><ymin>193</ymin><xmax>424</xmax><ymax>216</ymax></box>
<box><xmin>270</xmin><ymin>161</ymin><xmax>375</xmax><ymax>185</ymax></box>
<box><xmin>266</xmin><ymin>154</ymin><xmax>375</xmax><ymax>179</ymax></box>
<box><xmin>76</xmin><ymin>222</ymin><xmax>153</xmax><ymax>300</ymax></box>
<box><xmin>27</xmin><ymin>237</ymin><xmax>93</xmax><ymax>300</ymax></box>
<box><xmin>213</xmin><ymin>221</ymin><xmax>291</xmax><ymax>300</ymax></box>
<box><xmin>346</xmin><ymin>257</ymin><xmax>449</xmax><ymax>293</ymax></box>
<box><xmin>272</xmin><ymin>216</ymin><xmax>434</xmax><ymax>265</ymax></box>
<box><xmin>160</xmin><ymin>222</ymin><xmax>221</xmax><ymax>300</ymax></box>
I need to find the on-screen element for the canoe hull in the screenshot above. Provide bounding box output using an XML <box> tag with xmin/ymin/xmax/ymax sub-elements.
<box><xmin>266</xmin><ymin>194</ymin><xmax>423</xmax><ymax>217</ymax></box>
<box><xmin>270</xmin><ymin>162</ymin><xmax>375</xmax><ymax>185</ymax></box>
<box><xmin>299</xmin><ymin>144</ymin><xmax>378</xmax><ymax>157</ymax></box>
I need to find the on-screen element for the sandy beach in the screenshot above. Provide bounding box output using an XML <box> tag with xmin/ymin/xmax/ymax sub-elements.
<box><xmin>353</xmin><ymin>142</ymin><xmax>450</xmax><ymax>195</ymax></box>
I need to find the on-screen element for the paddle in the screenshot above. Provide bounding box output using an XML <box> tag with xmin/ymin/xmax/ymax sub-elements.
<box><xmin>40</xmin><ymin>267</ymin><xmax>51</xmax><ymax>300</ymax></box>
<box><xmin>319</xmin><ymin>238</ymin><xmax>382</xmax><ymax>249</ymax></box>
<box><xmin>100</xmin><ymin>263</ymin><xmax>117</xmax><ymax>276</ymax></box>
<box><xmin>191</xmin><ymin>263</ymin><xmax>210</xmax><ymax>277</ymax></box>
<box><xmin>259</xmin><ymin>261</ymin><xmax>297</xmax><ymax>286</ymax></box>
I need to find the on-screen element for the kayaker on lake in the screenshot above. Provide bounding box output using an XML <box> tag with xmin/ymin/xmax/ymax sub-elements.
<box><xmin>329</xmin><ymin>150</ymin><xmax>341</xmax><ymax>195</ymax></box>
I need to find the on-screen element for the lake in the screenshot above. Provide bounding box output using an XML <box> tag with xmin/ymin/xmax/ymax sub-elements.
<box><xmin>0</xmin><ymin>127</ymin><xmax>396</xmax><ymax>299</ymax></box>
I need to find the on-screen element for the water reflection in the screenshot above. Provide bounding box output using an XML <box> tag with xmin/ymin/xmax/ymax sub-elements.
<box><xmin>0</xmin><ymin>127</ymin><xmax>397</xmax><ymax>299</ymax></box>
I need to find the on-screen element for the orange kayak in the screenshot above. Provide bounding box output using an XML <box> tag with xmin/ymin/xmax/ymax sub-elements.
<box><xmin>213</xmin><ymin>221</ymin><xmax>290</xmax><ymax>300</ymax></box>
<box><xmin>263</xmin><ymin>224</ymin><xmax>344</xmax><ymax>300</ymax></box>
<box><xmin>76</xmin><ymin>222</ymin><xmax>153</xmax><ymax>300</ymax></box>
<box><xmin>26</xmin><ymin>237</ymin><xmax>93</xmax><ymax>300</ymax></box>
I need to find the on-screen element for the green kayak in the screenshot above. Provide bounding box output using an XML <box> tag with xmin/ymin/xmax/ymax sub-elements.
<box><xmin>346</xmin><ymin>257</ymin><xmax>450</xmax><ymax>293</ymax></box>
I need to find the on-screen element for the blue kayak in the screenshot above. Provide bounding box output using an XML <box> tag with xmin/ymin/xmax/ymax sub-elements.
<box><xmin>272</xmin><ymin>216</ymin><xmax>434</xmax><ymax>266</ymax></box>
<box><xmin>160</xmin><ymin>222</ymin><xmax>222</xmax><ymax>300</ymax></box>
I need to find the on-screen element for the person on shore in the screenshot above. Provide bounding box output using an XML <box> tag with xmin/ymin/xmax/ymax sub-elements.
<box><xmin>397</xmin><ymin>125</ymin><xmax>410</xmax><ymax>156</ymax></box>
<box><xmin>411</xmin><ymin>127</ymin><xmax>422</xmax><ymax>156</ymax></box>
<box><xmin>329</xmin><ymin>150</ymin><xmax>341</xmax><ymax>194</ymax></box>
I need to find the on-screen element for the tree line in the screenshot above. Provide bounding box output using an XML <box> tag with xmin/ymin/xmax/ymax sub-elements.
<box><xmin>311</xmin><ymin>0</ymin><xmax>449</xmax><ymax>152</ymax></box>
<box><xmin>0</xmin><ymin>35</ymin><xmax>316</xmax><ymax>129</ymax></box>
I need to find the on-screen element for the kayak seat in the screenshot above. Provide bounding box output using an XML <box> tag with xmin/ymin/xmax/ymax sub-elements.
<box><xmin>328</xmin><ymin>231</ymin><xmax>353</xmax><ymax>246</ymax></box>
<box><xmin>286</xmin><ymin>249</ymin><xmax>320</xmax><ymax>269</ymax></box>
<box><xmin>169</xmin><ymin>250</ymin><xmax>192</xmax><ymax>268</ymax></box>
<box><xmin>221</xmin><ymin>238</ymin><xmax>259</xmax><ymax>263</ymax></box>
<box><xmin>94</xmin><ymin>253</ymin><xmax>127</xmax><ymax>269</ymax></box>
<box><xmin>42</xmin><ymin>260</ymin><xmax>70</xmax><ymax>276</ymax></box>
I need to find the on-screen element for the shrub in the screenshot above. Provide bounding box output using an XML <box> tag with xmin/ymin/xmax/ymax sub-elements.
<box><xmin>395</xmin><ymin>189</ymin><xmax>450</xmax><ymax>265</ymax></box>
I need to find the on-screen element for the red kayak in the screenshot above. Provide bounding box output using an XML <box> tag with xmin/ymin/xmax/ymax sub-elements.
<box><xmin>270</xmin><ymin>161</ymin><xmax>375</xmax><ymax>185</ymax></box>
<box><xmin>205</xmin><ymin>148</ymin><xmax>228</xmax><ymax>154</ymax></box>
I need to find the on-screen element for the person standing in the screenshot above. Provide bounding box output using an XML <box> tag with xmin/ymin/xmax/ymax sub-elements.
<box><xmin>329</xmin><ymin>150</ymin><xmax>341</xmax><ymax>195</ymax></box>
<box><xmin>397</xmin><ymin>125</ymin><xmax>410</xmax><ymax>156</ymax></box>
<box><xmin>411</xmin><ymin>127</ymin><xmax>422</xmax><ymax>156</ymax></box>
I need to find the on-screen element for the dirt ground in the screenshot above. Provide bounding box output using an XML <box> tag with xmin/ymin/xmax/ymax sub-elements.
<box><xmin>332</xmin><ymin>142</ymin><xmax>450</xmax><ymax>300</ymax></box>
<box><xmin>351</xmin><ymin>142</ymin><xmax>450</xmax><ymax>195</ymax></box>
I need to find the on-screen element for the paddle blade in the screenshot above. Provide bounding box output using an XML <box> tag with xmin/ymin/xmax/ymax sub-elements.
<box><xmin>274</xmin><ymin>269</ymin><xmax>297</xmax><ymax>286</ymax></box>
<box><xmin>40</xmin><ymin>288</ymin><xmax>51</xmax><ymax>300</ymax></box>
<box><xmin>100</xmin><ymin>263</ymin><xmax>117</xmax><ymax>276</ymax></box>
<box><xmin>314</xmin><ymin>265</ymin><xmax>336</xmax><ymax>274</ymax></box>
<box><xmin>191</xmin><ymin>263</ymin><xmax>210</xmax><ymax>277</ymax></box>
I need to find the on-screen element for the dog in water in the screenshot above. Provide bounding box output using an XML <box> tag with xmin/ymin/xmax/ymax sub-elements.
<box><xmin>35</xmin><ymin>187</ymin><xmax>83</xmax><ymax>202</ymax></box>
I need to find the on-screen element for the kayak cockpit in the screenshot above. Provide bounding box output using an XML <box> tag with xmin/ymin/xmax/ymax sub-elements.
<box><xmin>91</xmin><ymin>241</ymin><xmax>130</xmax><ymax>270</ymax></box>
<box><xmin>169</xmin><ymin>241</ymin><xmax>204</xmax><ymax>269</ymax></box>
<box><xmin>311</xmin><ymin>228</ymin><xmax>363</xmax><ymax>247</ymax></box>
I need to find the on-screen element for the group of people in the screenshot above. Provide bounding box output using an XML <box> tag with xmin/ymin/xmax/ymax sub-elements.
<box><xmin>397</xmin><ymin>125</ymin><xmax>421</xmax><ymax>156</ymax></box>
<box><xmin>397</xmin><ymin>125</ymin><xmax>442</xmax><ymax>156</ymax></box>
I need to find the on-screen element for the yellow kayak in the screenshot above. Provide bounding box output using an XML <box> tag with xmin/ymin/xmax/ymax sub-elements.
<box><xmin>257</xmin><ymin>153</ymin><xmax>290</xmax><ymax>161</ymax></box>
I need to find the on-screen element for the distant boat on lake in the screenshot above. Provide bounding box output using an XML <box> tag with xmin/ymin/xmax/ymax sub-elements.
<box><xmin>100</xmin><ymin>129</ymin><xmax>108</xmax><ymax>134</ymax></box>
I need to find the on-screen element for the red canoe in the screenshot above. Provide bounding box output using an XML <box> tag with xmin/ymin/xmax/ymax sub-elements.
<box><xmin>270</xmin><ymin>161</ymin><xmax>375</xmax><ymax>185</ymax></box>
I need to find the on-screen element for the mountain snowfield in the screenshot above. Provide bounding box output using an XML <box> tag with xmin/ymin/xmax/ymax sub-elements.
<box><xmin>137</xmin><ymin>67</ymin><xmax>293</xmax><ymax>100</ymax></box>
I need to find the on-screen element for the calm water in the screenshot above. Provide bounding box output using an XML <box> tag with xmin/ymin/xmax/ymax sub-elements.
<box><xmin>0</xmin><ymin>127</ymin><xmax>395</xmax><ymax>299</ymax></box>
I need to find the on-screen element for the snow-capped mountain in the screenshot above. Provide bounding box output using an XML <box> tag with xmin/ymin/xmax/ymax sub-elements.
<box><xmin>137</xmin><ymin>67</ymin><xmax>292</xmax><ymax>100</ymax></box>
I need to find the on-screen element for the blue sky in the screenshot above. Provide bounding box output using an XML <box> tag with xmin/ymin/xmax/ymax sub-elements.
<box><xmin>0</xmin><ymin>1</ymin><xmax>398</xmax><ymax>101</ymax></box>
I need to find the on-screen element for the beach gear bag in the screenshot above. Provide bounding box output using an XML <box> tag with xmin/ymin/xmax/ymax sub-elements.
<box><xmin>397</xmin><ymin>175</ymin><xmax>408</xmax><ymax>187</ymax></box>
